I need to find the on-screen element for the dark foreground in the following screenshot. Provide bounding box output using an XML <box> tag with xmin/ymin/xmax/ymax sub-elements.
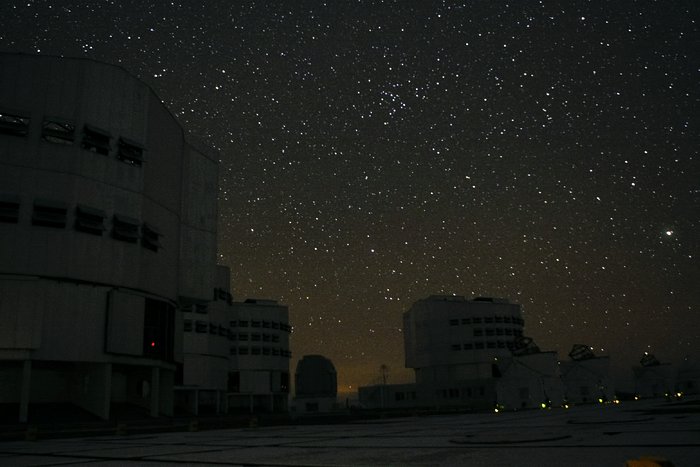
<box><xmin>0</xmin><ymin>398</ymin><xmax>698</xmax><ymax>467</ymax></box>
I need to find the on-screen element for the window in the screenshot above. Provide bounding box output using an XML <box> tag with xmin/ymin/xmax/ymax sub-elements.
<box><xmin>262</xmin><ymin>347</ymin><xmax>270</xmax><ymax>355</ymax></box>
<box><xmin>0</xmin><ymin>111</ymin><xmax>30</xmax><ymax>137</ymax></box>
<box><xmin>473</xmin><ymin>329</ymin><xmax>483</xmax><ymax>337</ymax></box>
<box><xmin>238</xmin><ymin>320</ymin><xmax>249</xmax><ymax>327</ymax></box>
<box><xmin>473</xmin><ymin>317</ymin><xmax>482</xmax><ymax>324</ymax></box>
<box><xmin>262</xmin><ymin>321</ymin><xmax>270</xmax><ymax>328</ymax></box>
<box><xmin>74</xmin><ymin>204</ymin><xmax>106</xmax><ymax>235</ymax></box>
<box><xmin>451</xmin><ymin>344</ymin><xmax>461</xmax><ymax>351</ymax></box>
<box><xmin>238</xmin><ymin>333</ymin><xmax>249</xmax><ymax>341</ymax></box>
<box><xmin>251</xmin><ymin>347</ymin><xmax>261</xmax><ymax>355</ymax></box>
<box><xmin>251</xmin><ymin>320</ymin><xmax>261</xmax><ymax>328</ymax></box>
<box><xmin>281</xmin><ymin>372</ymin><xmax>290</xmax><ymax>393</ymax></box>
<box><xmin>463</xmin><ymin>343</ymin><xmax>473</xmax><ymax>350</ymax></box>
<box><xmin>183</xmin><ymin>319</ymin><xmax>192</xmax><ymax>332</ymax></box>
<box><xmin>487</xmin><ymin>342</ymin><xmax>496</xmax><ymax>349</ymax></box>
<box><xmin>117</xmin><ymin>137</ymin><xmax>145</xmax><ymax>166</ymax></box>
<box><xmin>395</xmin><ymin>392</ymin><xmax>405</xmax><ymax>401</ymax></box>
<box><xmin>181</xmin><ymin>304</ymin><xmax>193</xmax><ymax>313</ymax></box>
<box><xmin>195</xmin><ymin>321</ymin><xmax>207</xmax><ymax>333</ymax></box>
<box><xmin>503</xmin><ymin>316</ymin><xmax>512</xmax><ymax>323</ymax></box>
<box><xmin>230</xmin><ymin>333</ymin><xmax>237</xmax><ymax>341</ymax></box>
<box><xmin>229</xmin><ymin>347</ymin><xmax>237</xmax><ymax>355</ymax></box>
<box><xmin>238</xmin><ymin>347</ymin><xmax>249</xmax><ymax>355</ymax></box>
<box><xmin>32</xmin><ymin>199</ymin><xmax>67</xmax><ymax>228</ymax></box>
<box><xmin>42</xmin><ymin>118</ymin><xmax>74</xmax><ymax>145</ymax></box>
<box><xmin>497</xmin><ymin>341</ymin><xmax>506</xmax><ymax>348</ymax></box>
<box><xmin>505</xmin><ymin>328</ymin><xmax>513</xmax><ymax>336</ymax></box>
<box><xmin>218</xmin><ymin>325</ymin><xmax>226</xmax><ymax>336</ymax></box>
<box><xmin>141</xmin><ymin>223</ymin><xmax>161</xmax><ymax>251</ymax></box>
<box><xmin>251</xmin><ymin>333</ymin><xmax>261</xmax><ymax>341</ymax></box>
<box><xmin>272</xmin><ymin>348</ymin><xmax>279</xmax><ymax>356</ymax></box>
<box><xmin>271</xmin><ymin>321</ymin><xmax>279</xmax><ymax>329</ymax></box>
<box><xmin>195</xmin><ymin>303</ymin><xmax>207</xmax><ymax>314</ymax></box>
<box><xmin>484</xmin><ymin>317</ymin><xmax>494</xmax><ymax>323</ymax></box>
<box><xmin>495</xmin><ymin>316</ymin><xmax>503</xmax><ymax>323</ymax></box>
<box><xmin>209</xmin><ymin>323</ymin><xmax>217</xmax><ymax>334</ymax></box>
<box><xmin>475</xmin><ymin>342</ymin><xmax>484</xmax><ymax>349</ymax></box>
<box><xmin>0</xmin><ymin>194</ymin><xmax>20</xmax><ymax>223</ymax></box>
<box><xmin>486</xmin><ymin>329</ymin><xmax>494</xmax><ymax>336</ymax></box>
<box><xmin>262</xmin><ymin>334</ymin><xmax>270</xmax><ymax>342</ymax></box>
<box><xmin>461</xmin><ymin>318</ymin><xmax>471</xmax><ymax>324</ymax></box>
<box><xmin>112</xmin><ymin>214</ymin><xmax>140</xmax><ymax>242</ymax></box>
<box><xmin>496</xmin><ymin>328</ymin><xmax>504</xmax><ymax>336</ymax></box>
<box><xmin>230</xmin><ymin>320</ymin><xmax>237</xmax><ymax>328</ymax></box>
<box><xmin>271</xmin><ymin>335</ymin><xmax>279</xmax><ymax>343</ymax></box>
<box><xmin>449</xmin><ymin>319</ymin><xmax>459</xmax><ymax>326</ymax></box>
<box><xmin>81</xmin><ymin>124</ymin><xmax>111</xmax><ymax>155</ymax></box>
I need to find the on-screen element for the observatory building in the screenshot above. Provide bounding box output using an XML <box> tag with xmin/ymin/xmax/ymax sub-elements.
<box><xmin>0</xmin><ymin>53</ymin><xmax>219</xmax><ymax>422</ymax></box>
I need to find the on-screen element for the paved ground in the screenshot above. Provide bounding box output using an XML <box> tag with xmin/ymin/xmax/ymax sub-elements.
<box><xmin>0</xmin><ymin>399</ymin><xmax>698</xmax><ymax>466</ymax></box>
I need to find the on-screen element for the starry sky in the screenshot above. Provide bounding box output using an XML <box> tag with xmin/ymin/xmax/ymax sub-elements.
<box><xmin>2</xmin><ymin>1</ymin><xmax>698</xmax><ymax>392</ymax></box>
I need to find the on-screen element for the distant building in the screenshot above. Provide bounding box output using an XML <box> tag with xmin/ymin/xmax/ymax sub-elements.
<box><xmin>0</xmin><ymin>53</ymin><xmax>219</xmax><ymax>422</ymax></box>
<box><xmin>632</xmin><ymin>354</ymin><xmax>675</xmax><ymax>399</ymax></box>
<box><xmin>293</xmin><ymin>354</ymin><xmax>338</xmax><ymax>414</ymax></box>
<box><xmin>360</xmin><ymin>295</ymin><xmax>562</xmax><ymax>411</ymax></box>
<box><xmin>227</xmin><ymin>299</ymin><xmax>291</xmax><ymax>413</ymax></box>
<box><xmin>676</xmin><ymin>357</ymin><xmax>700</xmax><ymax>395</ymax></box>
<box><xmin>560</xmin><ymin>345</ymin><xmax>614</xmax><ymax>404</ymax></box>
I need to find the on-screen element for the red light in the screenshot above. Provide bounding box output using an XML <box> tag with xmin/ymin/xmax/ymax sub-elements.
<box><xmin>150</xmin><ymin>341</ymin><xmax>156</xmax><ymax>347</ymax></box>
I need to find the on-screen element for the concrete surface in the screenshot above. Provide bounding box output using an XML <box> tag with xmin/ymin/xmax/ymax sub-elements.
<box><xmin>0</xmin><ymin>398</ymin><xmax>697</xmax><ymax>466</ymax></box>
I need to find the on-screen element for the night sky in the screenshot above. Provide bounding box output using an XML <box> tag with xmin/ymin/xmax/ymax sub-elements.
<box><xmin>2</xmin><ymin>1</ymin><xmax>698</xmax><ymax>392</ymax></box>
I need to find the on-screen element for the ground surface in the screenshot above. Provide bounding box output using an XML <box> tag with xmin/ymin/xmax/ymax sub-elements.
<box><xmin>0</xmin><ymin>399</ymin><xmax>698</xmax><ymax>466</ymax></box>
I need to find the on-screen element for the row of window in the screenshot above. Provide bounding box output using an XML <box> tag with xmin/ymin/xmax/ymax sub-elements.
<box><xmin>438</xmin><ymin>386</ymin><xmax>486</xmax><ymax>399</ymax></box>
<box><xmin>231</xmin><ymin>320</ymin><xmax>292</xmax><ymax>332</ymax></box>
<box><xmin>449</xmin><ymin>316</ymin><xmax>524</xmax><ymax>326</ymax></box>
<box><xmin>0</xmin><ymin>196</ymin><xmax>161</xmax><ymax>251</ymax></box>
<box><xmin>0</xmin><ymin>111</ymin><xmax>145</xmax><ymax>166</ymax></box>
<box><xmin>473</xmin><ymin>328</ymin><xmax>524</xmax><ymax>337</ymax></box>
<box><xmin>183</xmin><ymin>320</ymin><xmax>290</xmax><ymax>341</ymax></box>
<box><xmin>451</xmin><ymin>341</ymin><xmax>517</xmax><ymax>351</ymax></box>
<box><xmin>230</xmin><ymin>346</ymin><xmax>292</xmax><ymax>358</ymax></box>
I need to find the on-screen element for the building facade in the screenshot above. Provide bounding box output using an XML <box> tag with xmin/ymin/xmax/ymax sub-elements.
<box><xmin>293</xmin><ymin>354</ymin><xmax>338</xmax><ymax>414</ymax></box>
<box><xmin>228</xmin><ymin>299</ymin><xmax>291</xmax><ymax>413</ymax></box>
<box><xmin>0</xmin><ymin>53</ymin><xmax>219</xmax><ymax>422</ymax></box>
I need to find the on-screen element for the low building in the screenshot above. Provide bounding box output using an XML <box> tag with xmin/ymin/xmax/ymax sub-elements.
<box><xmin>560</xmin><ymin>345</ymin><xmax>614</xmax><ymax>404</ymax></box>
<box><xmin>496</xmin><ymin>351</ymin><xmax>564</xmax><ymax>410</ymax></box>
<box><xmin>676</xmin><ymin>357</ymin><xmax>700</xmax><ymax>396</ymax></box>
<box><xmin>228</xmin><ymin>299</ymin><xmax>291</xmax><ymax>413</ymax></box>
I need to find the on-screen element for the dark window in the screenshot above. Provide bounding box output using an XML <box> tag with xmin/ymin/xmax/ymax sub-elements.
<box><xmin>0</xmin><ymin>111</ymin><xmax>30</xmax><ymax>137</ymax></box>
<box><xmin>281</xmin><ymin>372</ymin><xmax>290</xmax><ymax>393</ymax></box>
<box><xmin>464</xmin><ymin>343</ymin><xmax>473</xmax><ymax>350</ymax></box>
<box><xmin>238</xmin><ymin>333</ymin><xmax>249</xmax><ymax>341</ymax></box>
<box><xmin>141</xmin><ymin>223</ymin><xmax>161</xmax><ymax>251</ymax></box>
<box><xmin>449</xmin><ymin>388</ymin><xmax>459</xmax><ymax>399</ymax></box>
<box><xmin>251</xmin><ymin>333</ymin><xmax>261</xmax><ymax>341</ymax></box>
<box><xmin>112</xmin><ymin>214</ymin><xmax>140</xmax><ymax>242</ymax></box>
<box><xmin>497</xmin><ymin>341</ymin><xmax>506</xmax><ymax>348</ymax></box>
<box><xmin>395</xmin><ymin>392</ymin><xmax>405</xmax><ymax>401</ymax></box>
<box><xmin>238</xmin><ymin>347</ymin><xmax>249</xmax><ymax>355</ymax></box>
<box><xmin>473</xmin><ymin>317</ymin><xmax>482</xmax><ymax>324</ymax></box>
<box><xmin>272</xmin><ymin>348</ymin><xmax>280</xmax><ymax>356</ymax></box>
<box><xmin>505</xmin><ymin>328</ymin><xmax>513</xmax><ymax>336</ymax></box>
<box><xmin>486</xmin><ymin>329</ymin><xmax>494</xmax><ymax>336</ymax></box>
<box><xmin>0</xmin><ymin>194</ymin><xmax>20</xmax><ymax>223</ymax></box>
<box><xmin>474</xmin><ymin>329</ymin><xmax>483</xmax><ymax>337</ymax></box>
<box><xmin>183</xmin><ymin>319</ymin><xmax>192</xmax><ymax>332</ymax></box>
<box><xmin>142</xmin><ymin>298</ymin><xmax>175</xmax><ymax>361</ymax></box>
<box><xmin>218</xmin><ymin>325</ymin><xmax>226</xmax><ymax>336</ymax></box>
<box><xmin>209</xmin><ymin>323</ymin><xmax>217</xmax><ymax>334</ymax></box>
<box><xmin>262</xmin><ymin>347</ymin><xmax>270</xmax><ymax>355</ymax></box>
<box><xmin>487</xmin><ymin>342</ymin><xmax>496</xmax><ymax>349</ymax></box>
<box><xmin>230</xmin><ymin>333</ymin><xmax>237</xmax><ymax>341</ymax></box>
<box><xmin>451</xmin><ymin>344</ymin><xmax>461</xmax><ymax>351</ymax></box>
<box><xmin>495</xmin><ymin>316</ymin><xmax>503</xmax><ymax>323</ymax></box>
<box><xmin>496</xmin><ymin>328</ymin><xmax>504</xmax><ymax>336</ymax></box>
<box><xmin>181</xmin><ymin>303</ymin><xmax>193</xmax><ymax>313</ymax></box>
<box><xmin>117</xmin><ymin>137</ymin><xmax>145</xmax><ymax>166</ymax></box>
<box><xmin>251</xmin><ymin>347</ymin><xmax>261</xmax><ymax>355</ymax></box>
<box><xmin>271</xmin><ymin>335</ymin><xmax>280</xmax><ymax>343</ymax></box>
<box><xmin>262</xmin><ymin>320</ymin><xmax>270</xmax><ymax>328</ymax></box>
<box><xmin>230</xmin><ymin>320</ymin><xmax>237</xmax><ymax>327</ymax></box>
<box><xmin>228</xmin><ymin>371</ymin><xmax>240</xmax><ymax>392</ymax></box>
<box><xmin>42</xmin><ymin>118</ymin><xmax>74</xmax><ymax>144</ymax></box>
<box><xmin>229</xmin><ymin>346</ymin><xmax>237</xmax><ymax>356</ymax></box>
<box><xmin>238</xmin><ymin>320</ymin><xmax>249</xmax><ymax>328</ymax></box>
<box><xmin>484</xmin><ymin>317</ymin><xmax>494</xmax><ymax>323</ymax></box>
<box><xmin>461</xmin><ymin>318</ymin><xmax>471</xmax><ymax>324</ymax></box>
<box><xmin>32</xmin><ymin>199</ymin><xmax>67</xmax><ymax>228</ymax></box>
<box><xmin>251</xmin><ymin>320</ymin><xmax>261</xmax><ymax>328</ymax></box>
<box><xmin>195</xmin><ymin>303</ymin><xmax>207</xmax><ymax>314</ymax></box>
<box><xmin>81</xmin><ymin>124</ymin><xmax>111</xmax><ymax>155</ymax></box>
<box><xmin>475</xmin><ymin>342</ymin><xmax>485</xmax><ymax>349</ymax></box>
<box><xmin>262</xmin><ymin>334</ymin><xmax>270</xmax><ymax>342</ymax></box>
<box><xmin>449</xmin><ymin>319</ymin><xmax>459</xmax><ymax>326</ymax></box>
<box><xmin>195</xmin><ymin>321</ymin><xmax>207</xmax><ymax>333</ymax></box>
<box><xmin>271</xmin><ymin>321</ymin><xmax>279</xmax><ymax>329</ymax></box>
<box><xmin>503</xmin><ymin>316</ymin><xmax>512</xmax><ymax>323</ymax></box>
<box><xmin>74</xmin><ymin>204</ymin><xmax>106</xmax><ymax>235</ymax></box>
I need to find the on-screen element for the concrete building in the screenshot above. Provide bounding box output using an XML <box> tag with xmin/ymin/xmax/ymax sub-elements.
<box><xmin>293</xmin><ymin>354</ymin><xmax>338</xmax><ymax>414</ymax></box>
<box><xmin>228</xmin><ymin>299</ymin><xmax>291</xmax><ymax>413</ymax></box>
<box><xmin>0</xmin><ymin>53</ymin><xmax>219</xmax><ymax>422</ymax></box>
<box><xmin>360</xmin><ymin>295</ymin><xmax>563</xmax><ymax>411</ymax></box>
